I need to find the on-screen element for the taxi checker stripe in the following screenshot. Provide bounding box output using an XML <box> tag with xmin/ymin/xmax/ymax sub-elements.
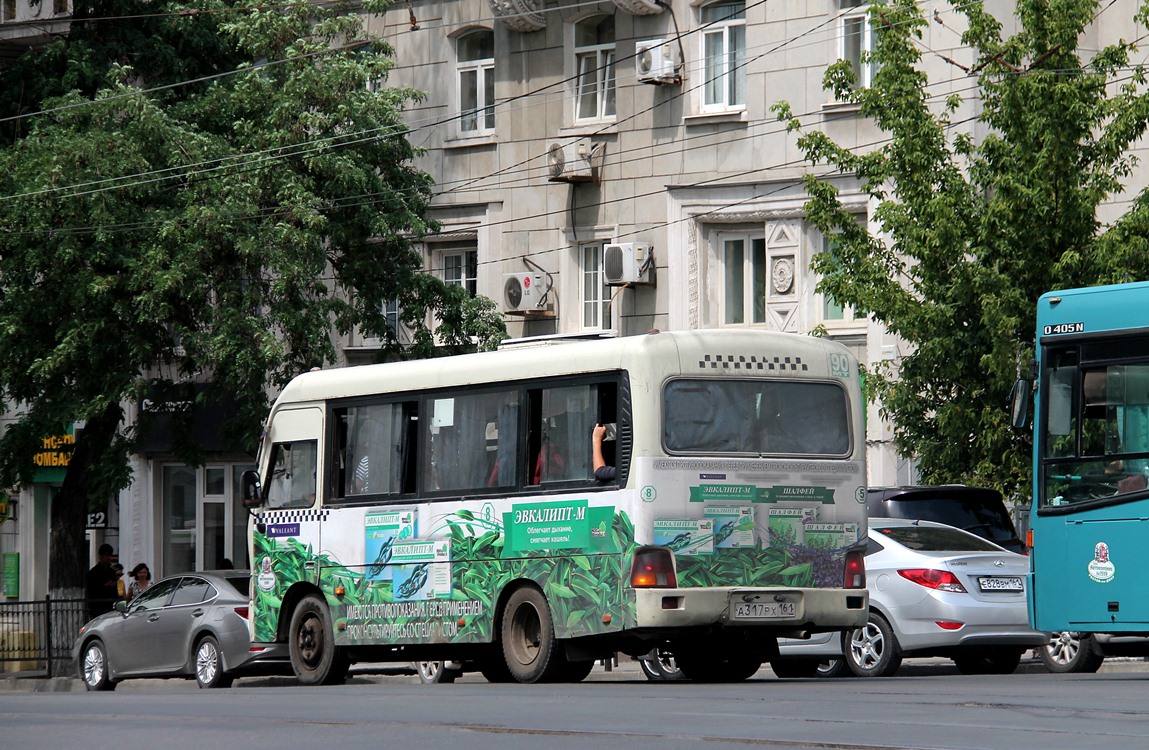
<box><xmin>257</xmin><ymin>508</ymin><xmax>329</xmax><ymax>523</ymax></box>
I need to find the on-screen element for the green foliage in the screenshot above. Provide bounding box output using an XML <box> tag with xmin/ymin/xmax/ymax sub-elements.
<box><xmin>0</xmin><ymin>1</ymin><xmax>505</xmax><ymax>589</ymax></box>
<box><xmin>775</xmin><ymin>0</ymin><xmax>1149</xmax><ymax>500</ymax></box>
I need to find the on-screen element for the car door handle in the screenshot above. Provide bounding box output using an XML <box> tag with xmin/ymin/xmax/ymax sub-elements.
<box><xmin>192</xmin><ymin>608</ymin><xmax>205</xmax><ymax>618</ymax></box>
<box><xmin>147</xmin><ymin>614</ymin><xmax>160</xmax><ymax>622</ymax></box>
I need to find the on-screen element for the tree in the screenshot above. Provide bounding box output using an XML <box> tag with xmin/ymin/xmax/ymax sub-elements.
<box><xmin>774</xmin><ymin>0</ymin><xmax>1149</xmax><ymax>500</ymax></box>
<box><xmin>0</xmin><ymin>1</ymin><xmax>505</xmax><ymax>600</ymax></box>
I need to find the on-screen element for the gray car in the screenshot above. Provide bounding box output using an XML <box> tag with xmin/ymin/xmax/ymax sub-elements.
<box><xmin>74</xmin><ymin>570</ymin><xmax>289</xmax><ymax>690</ymax></box>
<box><xmin>773</xmin><ymin>519</ymin><xmax>1047</xmax><ymax>678</ymax></box>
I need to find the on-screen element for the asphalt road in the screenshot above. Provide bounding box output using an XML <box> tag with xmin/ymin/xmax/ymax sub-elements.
<box><xmin>4</xmin><ymin>657</ymin><xmax>1149</xmax><ymax>750</ymax></box>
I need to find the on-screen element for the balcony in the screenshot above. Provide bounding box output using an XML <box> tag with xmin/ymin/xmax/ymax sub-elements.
<box><xmin>1</xmin><ymin>0</ymin><xmax>72</xmax><ymax>65</ymax></box>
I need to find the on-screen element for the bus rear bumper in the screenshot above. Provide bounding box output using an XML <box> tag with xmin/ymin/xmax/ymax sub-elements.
<box><xmin>633</xmin><ymin>587</ymin><xmax>868</xmax><ymax>630</ymax></box>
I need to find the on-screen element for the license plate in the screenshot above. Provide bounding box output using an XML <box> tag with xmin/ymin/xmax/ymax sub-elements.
<box><xmin>978</xmin><ymin>576</ymin><xmax>1023</xmax><ymax>592</ymax></box>
<box><xmin>733</xmin><ymin>601</ymin><xmax>795</xmax><ymax>619</ymax></box>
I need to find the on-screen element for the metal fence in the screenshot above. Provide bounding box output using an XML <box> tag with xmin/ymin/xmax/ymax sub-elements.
<box><xmin>0</xmin><ymin>597</ymin><xmax>90</xmax><ymax>678</ymax></box>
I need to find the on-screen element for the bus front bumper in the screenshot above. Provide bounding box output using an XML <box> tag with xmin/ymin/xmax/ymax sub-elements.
<box><xmin>633</xmin><ymin>587</ymin><xmax>868</xmax><ymax>631</ymax></box>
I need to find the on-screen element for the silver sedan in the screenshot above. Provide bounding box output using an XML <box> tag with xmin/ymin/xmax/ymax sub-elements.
<box><xmin>73</xmin><ymin>570</ymin><xmax>289</xmax><ymax>690</ymax></box>
<box><xmin>773</xmin><ymin>519</ymin><xmax>1048</xmax><ymax>677</ymax></box>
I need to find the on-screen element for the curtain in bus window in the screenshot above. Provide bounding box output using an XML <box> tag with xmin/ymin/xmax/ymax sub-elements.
<box><xmin>537</xmin><ymin>385</ymin><xmax>594</xmax><ymax>483</ymax></box>
<box><xmin>491</xmin><ymin>401</ymin><xmax>520</xmax><ymax>486</ymax></box>
<box><xmin>430</xmin><ymin>391</ymin><xmax>518</xmax><ymax>492</ymax></box>
<box><xmin>346</xmin><ymin>405</ymin><xmax>404</xmax><ymax>496</ymax></box>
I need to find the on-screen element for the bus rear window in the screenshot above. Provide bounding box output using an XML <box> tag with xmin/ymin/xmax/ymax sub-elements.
<box><xmin>663</xmin><ymin>379</ymin><xmax>850</xmax><ymax>456</ymax></box>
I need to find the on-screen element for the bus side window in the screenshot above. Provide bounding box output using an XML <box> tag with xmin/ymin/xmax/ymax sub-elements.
<box><xmin>342</xmin><ymin>402</ymin><xmax>417</xmax><ymax>497</ymax></box>
<box><xmin>266</xmin><ymin>440</ymin><xmax>318</xmax><ymax>509</ymax></box>
<box><xmin>426</xmin><ymin>390</ymin><xmax>519</xmax><ymax>492</ymax></box>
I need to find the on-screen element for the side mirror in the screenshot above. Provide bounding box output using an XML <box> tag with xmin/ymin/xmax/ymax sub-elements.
<box><xmin>241</xmin><ymin>469</ymin><xmax>263</xmax><ymax>509</ymax></box>
<box><xmin>113</xmin><ymin>600</ymin><xmax>128</xmax><ymax>613</ymax></box>
<box><xmin>1010</xmin><ymin>378</ymin><xmax>1032</xmax><ymax>429</ymax></box>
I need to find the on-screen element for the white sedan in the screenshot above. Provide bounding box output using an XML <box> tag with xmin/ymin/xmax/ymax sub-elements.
<box><xmin>771</xmin><ymin>519</ymin><xmax>1047</xmax><ymax>678</ymax></box>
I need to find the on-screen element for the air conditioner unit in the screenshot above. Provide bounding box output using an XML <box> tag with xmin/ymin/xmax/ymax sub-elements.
<box><xmin>502</xmin><ymin>272</ymin><xmax>545</xmax><ymax>312</ymax></box>
<box><xmin>547</xmin><ymin>141</ymin><xmax>601</xmax><ymax>183</ymax></box>
<box><xmin>603</xmin><ymin>243</ymin><xmax>654</xmax><ymax>285</ymax></box>
<box><xmin>636</xmin><ymin>39</ymin><xmax>679</xmax><ymax>85</ymax></box>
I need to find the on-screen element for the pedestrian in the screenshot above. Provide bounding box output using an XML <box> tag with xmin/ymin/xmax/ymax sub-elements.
<box><xmin>85</xmin><ymin>543</ymin><xmax>118</xmax><ymax>620</ymax></box>
<box><xmin>127</xmin><ymin>563</ymin><xmax>152</xmax><ymax>601</ymax></box>
<box><xmin>112</xmin><ymin>563</ymin><xmax>127</xmax><ymax>601</ymax></box>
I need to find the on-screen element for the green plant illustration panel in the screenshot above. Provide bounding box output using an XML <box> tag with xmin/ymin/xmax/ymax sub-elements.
<box><xmin>249</xmin><ymin>505</ymin><xmax>848</xmax><ymax>648</ymax></box>
<box><xmin>250</xmin><ymin>507</ymin><xmax>639</xmax><ymax>645</ymax></box>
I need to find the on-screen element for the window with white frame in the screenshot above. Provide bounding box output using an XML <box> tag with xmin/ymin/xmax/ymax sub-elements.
<box><xmin>384</xmin><ymin>298</ymin><xmax>401</xmax><ymax>339</ymax></box>
<box><xmin>458</xmin><ymin>29</ymin><xmax>495</xmax><ymax>133</ymax></box>
<box><xmin>820</xmin><ymin>234</ymin><xmax>856</xmax><ymax>322</ymax></box>
<box><xmin>840</xmin><ymin>0</ymin><xmax>879</xmax><ymax>88</ymax></box>
<box><xmin>700</xmin><ymin>1</ymin><xmax>746</xmax><ymax>112</ymax></box>
<box><xmin>581</xmin><ymin>242</ymin><xmax>611</xmax><ymax>330</ymax></box>
<box><xmin>721</xmin><ymin>233</ymin><xmax>767</xmax><ymax>325</ymax></box>
<box><xmin>574</xmin><ymin>15</ymin><xmax>616</xmax><ymax>122</ymax></box>
<box><xmin>441</xmin><ymin>246</ymin><xmax>478</xmax><ymax>297</ymax></box>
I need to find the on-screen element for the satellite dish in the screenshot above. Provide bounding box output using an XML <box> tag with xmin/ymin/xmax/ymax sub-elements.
<box><xmin>504</xmin><ymin>275</ymin><xmax>524</xmax><ymax>309</ymax></box>
<box><xmin>547</xmin><ymin>143</ymin><xmax>566</xmax><ymax>179</ymax></box>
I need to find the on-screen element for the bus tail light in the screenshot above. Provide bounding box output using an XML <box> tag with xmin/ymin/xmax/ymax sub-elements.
<box><xmin>631</xmin><ymin>547</ymin><xmax>677</xmax><ymax>588</ymax></box>
<box><xmin>843</xmin><ymin>548</ymin><xmax>866</xmax><ymax>589</ymax></box>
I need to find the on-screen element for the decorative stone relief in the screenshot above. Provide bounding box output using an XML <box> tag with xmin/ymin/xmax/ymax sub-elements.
<box><xmin>488</xmin><ymin>0</ymin><xmax>546</xmax><ymax>32</ymax></box>
<box><xmin>769</xmin><ymin>304</ymin><xmax>798</xmax><ymax>332</ymax></box>
<box><xmin>612</xmin><ymin>0</ymin><xmax>665</xmax><ymax>15</ymax></box>
<box><xmin>771</xmin><ymin>256</ymin><xmax>794</xmax><ymax>294</ymax></box>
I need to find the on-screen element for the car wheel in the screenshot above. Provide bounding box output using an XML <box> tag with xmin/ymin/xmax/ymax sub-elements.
<box><xmin>845</xmin><ymin>613</ymin><xmax>902</xmax><ymax>678</ymax></box>
<box><xmin>817</xmin><ymin>658</ymin><xmax>848</xmax><ymax>678</ymax></box>
<box><xmin>639</xmin><ymin>649</ymin><xmax>685</xmax><ymax>681</ymax></box>
<box><xmin>953</xmin><ymin>647</ymin><xmax>1024</xmax><ymax>675</ymax></box>
<box><xmin>290</xmin><ymin>593</ymin><xmax>347</xmax><ymax>685</ymax></box>
<box><xmin>414</xmin><ymin>661</ymin><xmax>460</xmax><ymax>684</ymax></box>
<box><xmin>195</xmin><ymin>635</ymin><xmax>234</xmax><ymax>689</ymax></box>
<box><xmin>1040</xmin><ymin>632</ymin><xmax>1105</xmax><ymax>674</ymax></box>
<box><xmin>501</xmin><ymin>587</ymin><xmax>560</xmax><ymax>683</ymax></box>
<box><xmin>80</xmin><ymin>639</ymin><xmax>117</xmax><ymax>691</ymax></box>
<box><xmin>769</xmin><ymin>658</ymin><xmax>822</xmax><ymax>678</ymax></box>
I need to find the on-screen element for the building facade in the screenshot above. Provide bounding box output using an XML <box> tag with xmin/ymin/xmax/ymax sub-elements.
<box><xmin>4</xmin><ymin>1</ymin><xmax>1146</xmax><ymax>600</ymax></box>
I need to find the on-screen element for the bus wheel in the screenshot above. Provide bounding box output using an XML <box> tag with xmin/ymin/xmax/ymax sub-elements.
<box><xmin>501</xmin><ymin>587</ymin><xmax>559</xmax><ymax>683</ymax></box>
<box><xmin>290</xmin><ymin>594</ymin><xmax>347</xmax><ymax>685</ymax></box>
<box><xmin>478</xmin><ymin>652</ymin><xmax>515</xmax><ymax>683</ymax></box>
<box><xmin>551</xmin><ymin>659</ymin><xmax>595</xmax><ymax>683</ymax></box>
<box><xmin>1040</xmin><ymin>632</ymin><xmax>1104</xmax><ymax>674</ymax></box>
<box><xmin>675</xmin><ymin>648</ymin><xmax>762</xmax><ymax>682</ymax></box>
<box><xmin>769</xmin><ymin>658</ymin><xmax>822</xmax><ymax>679</ymax></box>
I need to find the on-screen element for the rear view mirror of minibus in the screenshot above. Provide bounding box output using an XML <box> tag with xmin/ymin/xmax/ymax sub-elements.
<box><xmin>241</xmin><ymin>470</ymin><xmax>263</xmax><ymax>508</ymax></box>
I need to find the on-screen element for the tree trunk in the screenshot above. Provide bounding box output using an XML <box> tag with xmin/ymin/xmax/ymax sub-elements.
<box><xmin>48</xmin><ymin>402</ymin><xmax>124</xmax><ymax>597</ymax></box>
